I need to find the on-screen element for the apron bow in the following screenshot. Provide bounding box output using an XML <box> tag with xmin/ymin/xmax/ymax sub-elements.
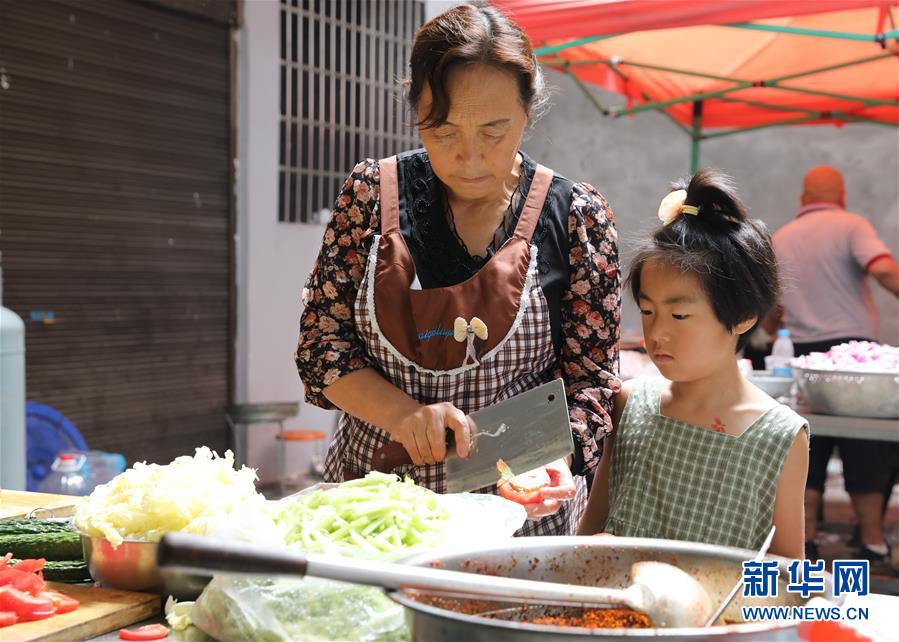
<box><xmin>453</xmin><ymin>316</ymin><xmax>488</xmax><ymax>366</ymax></box>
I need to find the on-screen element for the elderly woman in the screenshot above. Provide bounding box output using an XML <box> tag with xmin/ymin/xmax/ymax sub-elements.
<box><xmin>295</xmin><ymin>3</ymin><xmax>619</xmax><ymax>535</ymax></box>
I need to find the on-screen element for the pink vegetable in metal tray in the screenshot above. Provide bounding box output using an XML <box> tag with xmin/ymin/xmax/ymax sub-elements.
<box><xmin>793</xmin><ymin>341</ymin><xmax>899</xmax><ymax>373</ymax></box>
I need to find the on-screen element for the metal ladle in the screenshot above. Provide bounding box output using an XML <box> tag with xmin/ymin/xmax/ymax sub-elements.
<box><xmin>704</xmin><ymin>525</ymin><xmax>777</xmax><ymax>627</ymax></box>
<box><xmin>158</xmin><ymin>532</ymin><xmax>715</xmax><ymax>628</ymax></box>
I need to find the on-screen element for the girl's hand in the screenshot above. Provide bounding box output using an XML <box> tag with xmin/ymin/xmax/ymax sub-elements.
<box><xmin>524</xmin><ymin>459</ymin><xmax>577</xmax><ymax>520</ymax></box>
<box><xmin>392</xmin><ymin>402</ymin><xmax>474</xmax><ymax>466</ymax></box>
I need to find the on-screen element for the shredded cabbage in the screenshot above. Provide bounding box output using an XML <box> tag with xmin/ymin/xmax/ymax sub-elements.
<box><xmin>275</xmin><ymin>471</ymin><xmax>450</xmax><ymax>557</ymax></box>
<box><xmin>165</xmin><ymin>596</ymin><xmax>194</xmax><ymax>631</ymax></box>
<box><xmin>73</xmin><ymin>447</ymin><xmax>263</xmax><ymax>546</ymax></box>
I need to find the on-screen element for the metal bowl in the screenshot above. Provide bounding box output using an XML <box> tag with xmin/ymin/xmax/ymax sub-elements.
<box><xmin>391</xmin><ymin>537</ymin><xmax>841</xmax><ymax>641</ymax></box>
<box><xmin>748</xmin><ymin>371</ymin><xmax>793</xmax><ymax>399</ymax></box>
<box><xmin>80</xmin><ymin>532</ymin><xmax>210</xmax><ymax>598</ymax></box>
<box><xmin>794</xmin><ymin>366</ymin><xmax>899</xmax><ymax>419</ymax></box>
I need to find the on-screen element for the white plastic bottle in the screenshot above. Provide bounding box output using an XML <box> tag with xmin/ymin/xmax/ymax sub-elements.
<box><xmin>0</xmin><ymin>255</ymin><xmax>27</xmax><ymax>490</ymax></box>
<box><xmin>37</xmin><ymin>453</ymin><xmax>90</xmax><ymax>496</ymax></box>
<box><xmin>771</xmin><ymin>329</ymin><xmax>795</xmax><ymax>378</ymax></box>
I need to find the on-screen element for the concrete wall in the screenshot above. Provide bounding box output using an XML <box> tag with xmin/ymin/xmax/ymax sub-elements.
<box><xmin>236</xmin><ymin>0</ymin><xmax>334</xmax><ymax>485</ymax></box>
<box><xmin>525</xmin><ymin>73</ymin><xmax>899</xmax><ymax>346</ymax></box>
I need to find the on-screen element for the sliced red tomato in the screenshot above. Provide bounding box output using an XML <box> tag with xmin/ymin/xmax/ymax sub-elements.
<box><xmin>118</xmin><ymin>623</ymin><xmax>170</xmax><ymax>640</ymax></box>
<box><xmin>0</xmin><ymin>569</ymin><xmax>45</xmax><ymax>595</ymax></box>
<box><xmin>11</xmin><ymin>558</ymin><xmax>46</xmax><ymax>574</ymax></box>
<box><xmin>495</xmin><ymin>459</ymin><xmax>550</xmax><ymax>505</ymax></box>
<box><xmin>0</xmin><ymin>611</ymin><xmax>17</xmax><ymax>627</ymax></box>
<box><xmin>498</xmin><ymin>482</ymin><xmax>542</xmax><ymax>504</ymax></box>
<box><xmin>42</xmin><ymin>591</ymin><xmax>79</xmax><ymax>614</ymax></box>
<box><xmin>0</xmin><ymin>586</ymin><xmax>55</xmax><ymax>621</ymax></box>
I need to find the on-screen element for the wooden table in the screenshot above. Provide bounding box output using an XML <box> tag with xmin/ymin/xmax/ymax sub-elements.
<box><xmin>0</xmin><ymin>490</ymin><xmax>80</xmax><ymax>520</ymax></box>
<box><xmin>2</xmin><ymin>583</ymin><xmax>161</xmax><ymax>642</ymax></box>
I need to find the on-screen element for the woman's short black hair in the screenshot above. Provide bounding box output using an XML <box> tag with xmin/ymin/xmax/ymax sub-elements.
<box><xmin>626</xmin><ymin>168</ymin><xmax>780</xmax><ymax>353</ymax></box>
<box><xmin>405</xmin><ymin>2</ymin><xmax>547</xmax><ymax>129</ymax></box>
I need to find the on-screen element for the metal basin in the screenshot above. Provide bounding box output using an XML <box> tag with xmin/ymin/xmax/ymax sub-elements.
<box><xmin>794</xmin><ymin>366</ymin><xmax>899</xmax><ymax>419</ymax></box>
<box><xmin>748</xmin><ymin>371</ymin><xmax>793</xmax><ymax>399</ymax></box>
<box><xmin>80</xmin><ymin>532</ymin><xmax>210</xmax><ymax>599</ymax></box>
<box><xmin>391</xmin><ymin>537</ymin><xmax>840</xmax><ymax>641</ymax></box>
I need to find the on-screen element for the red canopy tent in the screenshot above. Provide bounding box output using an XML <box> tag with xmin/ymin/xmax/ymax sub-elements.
<box><xmin>493</xmin><ymin>0</ymin><xmax>899</xmax><ymax>170</ymax></box>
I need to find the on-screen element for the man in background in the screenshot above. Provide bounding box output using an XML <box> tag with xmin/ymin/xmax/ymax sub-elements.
<box><xmin>770</xmin><ymin>165</ymin><xmax>899</xmax><ymax>562</ymax></box>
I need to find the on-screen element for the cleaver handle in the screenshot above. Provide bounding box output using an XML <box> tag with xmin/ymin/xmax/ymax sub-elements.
<box><xmin>371</xmin><ymin>430</ymin><xmax>456</xmax><ymax>472</ymax></box>
<box><xmin>371</xmin><ymin>441</ymin><xmax>411</xmax><ymax>472</ymax></box>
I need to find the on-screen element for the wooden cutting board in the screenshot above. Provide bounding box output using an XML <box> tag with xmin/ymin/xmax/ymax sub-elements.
<box><xmin>2</xmin><ymin>582</ymin><xmax>161</xmax><ymax>642</ymax></box>
<box><xmin>0</xmin><ymin>490</ymin><xmax>80</xmax><ymax>520</ymax></box>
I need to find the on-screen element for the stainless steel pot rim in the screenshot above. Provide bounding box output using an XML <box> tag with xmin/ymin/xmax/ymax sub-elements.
<box><xmin>396</xmin><ymin>536</ymin><xmax>797</xmax><ymax>570</ymax></box>
<box><xmin>793</xmin><ymin>366</ymin><xmax>899</xmax><ymax>378</ymax></box>
<box><xmin>390</xmin><ymin>536</ymin><xmax>838</xmax><ymax>637</ymax></box>
<box><xmin>74</xmin><ymin>528</ymin><xmax>162</xmax><ymax>545</ymax></box>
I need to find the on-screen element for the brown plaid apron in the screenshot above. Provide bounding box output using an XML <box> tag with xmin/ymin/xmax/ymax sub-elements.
<box><xmin>322</xmin><ymin>155</ymin><xmax>587</xmax><ymax>536</ymax></box>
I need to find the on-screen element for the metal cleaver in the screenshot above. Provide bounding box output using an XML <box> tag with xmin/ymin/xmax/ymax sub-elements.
<box><xmin>370</xmin><ymin>378</ymin><xmax>574</xmax><ymax>493</ymax></box>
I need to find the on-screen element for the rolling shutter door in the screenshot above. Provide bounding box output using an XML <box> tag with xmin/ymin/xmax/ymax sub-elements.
<box><xmin>0</xmin><ymin>0</ymin><xmax>235</xmax><ymax>465</ymax></box>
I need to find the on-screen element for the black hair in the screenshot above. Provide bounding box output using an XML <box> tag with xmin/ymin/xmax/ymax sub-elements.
<box><xmin>625</xmin><ymin>168</ymin><xmax>779</xmax><ymax>352</ymax></box>
<box><xmin>405</xmin><ymin>2</ymin><xmax>548</xmax><ymax>129</ymax></box>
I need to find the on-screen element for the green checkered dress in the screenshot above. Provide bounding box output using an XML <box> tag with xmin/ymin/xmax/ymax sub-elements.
<box><xmin>604</xmin><ymin>377</ymin><xmax>808</xmax><ymax>550</ymax></box>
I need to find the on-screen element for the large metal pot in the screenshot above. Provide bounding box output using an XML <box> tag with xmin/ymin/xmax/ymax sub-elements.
<box><xmin>794</xmin><ymin>366</ymin><xmax>899</xmax><ymax>419</ymax></box>
<box><xmin>390</xmin><ymin>537</ymin><xmax>839</xmax><ymax>641</ymax></box>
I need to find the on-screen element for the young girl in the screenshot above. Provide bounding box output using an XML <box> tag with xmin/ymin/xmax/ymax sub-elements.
<box><xmin>578</xmin><ymin>169</ymin><xmax>808</xmax><ymax>559</ymax></box>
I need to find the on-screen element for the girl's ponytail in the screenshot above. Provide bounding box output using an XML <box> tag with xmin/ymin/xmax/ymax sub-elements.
<box><xmin>677</xmin><ymin>168</ymin><xmax>749</xmax><ymax>224</ymax></box>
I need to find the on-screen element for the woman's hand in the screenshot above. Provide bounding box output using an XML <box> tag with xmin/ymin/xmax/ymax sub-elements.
<box><xmin>392</xmin><ymin>402</ymin><xmax>474</xmax><ymax>466</ymax></box>
<box><xmin>523</xmin><ymin>458</ymin><xmax>577</xmax><ymax>520</ymax></box>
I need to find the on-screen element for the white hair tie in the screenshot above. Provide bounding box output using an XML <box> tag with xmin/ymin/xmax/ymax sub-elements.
<box><xmin>658</xmin><ymin>189</ymin><xmax>700</xmax><ymax>225</ymax></box>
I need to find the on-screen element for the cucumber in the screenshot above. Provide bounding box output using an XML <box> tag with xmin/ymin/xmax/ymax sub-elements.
<box><xmin>0</xmin><ymin>531</ymin><xmax>83</xmax><ymax>561</ymax></box>
<box><xmin>0</xmin><ymin>519</ymin><xmax>74</xmax><ymax>536</ymax></box>
<box><xmin>41</xmin><ymin>559</ymin><xmax>92</xmax><ymax>583</ymax></box>
<box><xmin>9</xmin><ymin>559</ymin><xmax>92</xmax><ymax>583</ymax></box>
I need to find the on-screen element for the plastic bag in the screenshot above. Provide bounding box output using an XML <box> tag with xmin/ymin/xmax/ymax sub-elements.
<box><xmin>190</xmin><ymin>486</ymin><xmax>526</xmax><ymax>641</ymax></box>
<box><xmin>191</xmin><ymin>576</ymin><xmax>406</xmax><ymax>642</ymax></box>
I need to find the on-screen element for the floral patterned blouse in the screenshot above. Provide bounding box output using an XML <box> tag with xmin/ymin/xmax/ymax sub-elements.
<box><xmin>296</xmin><ymin>151</ymin><xmax>621</xmax><ymax>475</ymax></box>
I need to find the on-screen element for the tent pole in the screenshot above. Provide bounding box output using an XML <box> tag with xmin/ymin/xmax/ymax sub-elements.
<box><xmin>603</xmin><ymin>61</ymin><xmax>694</xmax><ymax>136</ymax></box>
<box><xmin>564</xmin><ymin>65</ymin><xmax>610</xmax><ymax>116</ymax></box>
<box><xmin>614</xmin><ymin>84</ymin><xmax>750</xmax><ymax>117</ymax></box>
<box><xmin>536</xmin><ymin>35</ymin><xmax>615</xmax><ymax>56</ymax></box>
<box><xmin>770</xmin><ymin>53</ymin><xmax>893</xmax><ymax>84</ymax></box>
<box><xmin>534</xmin><ymin>26</ymin><xmax>899</xmax><ymax>56</ymax></box>
<box><xmin>768</xmin><ymin>84</ymin><xmax>899</xmax><ymax>108</ymax></box>
<box><xmin>609</xmin><ymin>53</ymin><xmax>896</xmax><ymax>118</ymax></box>
<box><xmin>691</xmin><ymin>101</ymin><xmax>703</xmax><ymax>173</ymax></box>
<box><xmin>703</xmin><ymin>114</ymin><xmax>899</xmax><ymax>139</ymax></box>
<box><xmin>725</xmin><ymin>22</ymin><xmax>899</xmax><ymax>43</ymax></box>
<box><xmin>543</xmin><ymin>57</ymin><xmax>741</xmax><ymax>83</ymax></box>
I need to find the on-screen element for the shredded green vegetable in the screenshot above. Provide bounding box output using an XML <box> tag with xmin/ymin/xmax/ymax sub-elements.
<box><xmin>276</xmin><ymin>472</ymin><xmax>450</xmax><ymax>556</ymax></box>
